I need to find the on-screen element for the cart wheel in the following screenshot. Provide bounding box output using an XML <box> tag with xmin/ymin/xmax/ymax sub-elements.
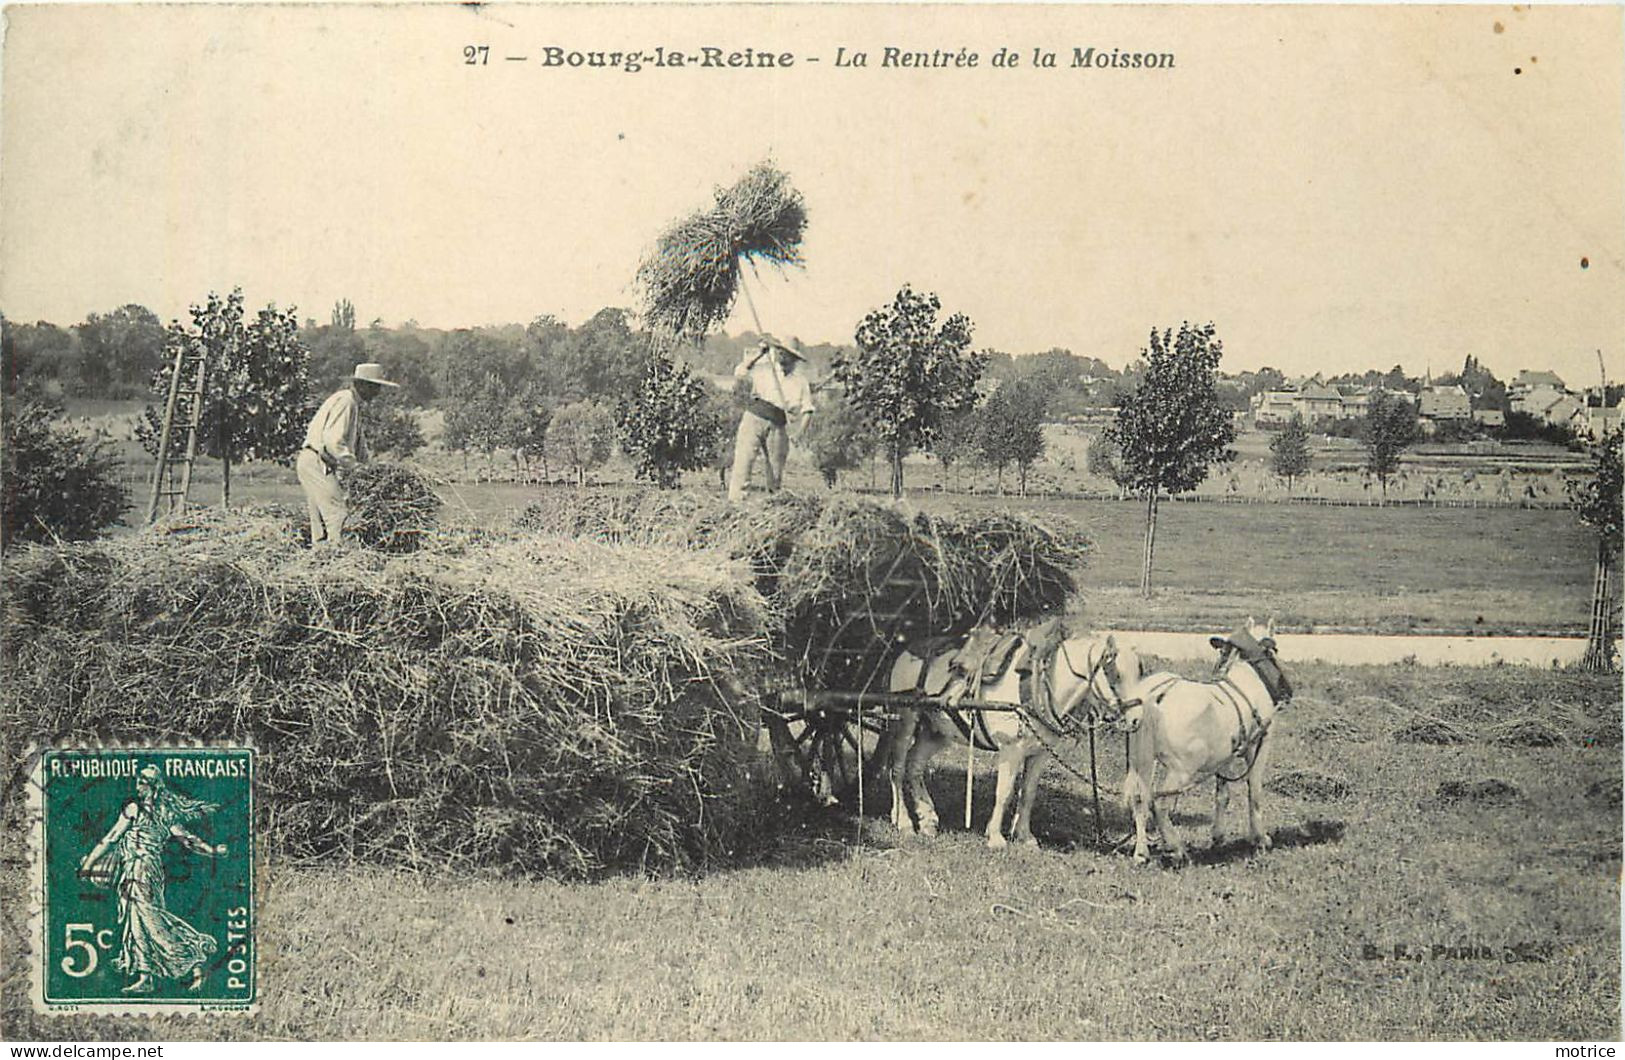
<box><xmin>765</xmin><ymin>706</ymin><xmax>889</xmax><ymax>807</ymax></box>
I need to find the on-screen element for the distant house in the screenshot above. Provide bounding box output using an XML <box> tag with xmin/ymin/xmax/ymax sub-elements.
<box><xmin>1571</xmin><ymin>405</ymin><xmax>1623</xmax><ymax>439</ymax></box>
<box><xmin>1297</xmin><ymin>384</ymin><xmax>1345</xmax><ymax>424</ymax></box>
<box><xmin>1545</xmin><ymin>394</ymin><xmax>1584</xmax><ymax>427</ymax></box>
<box><xmin>1252</xmin><ymin>383</ymin><xmax>1371</xmax><ymax>427</ymax></box>
<box><xmin>1253</xmin><ymin>389</ymin><xmax>1301</xmax><ymax>427</ymax></box>
<box><xmin>1419</xmin><ymin>385</ymin><xmax>1472</xmax><ymax>421</ymax></box>
<box><xmin>1513</xmin><ymin>369</ymin><xmax>1566</xmax><ymax>393</ymax></box>
<box><xmin>1472</xmin><ymin>408</ymin><xmax>1506</xmax><ymax>428</ymax></box>
<box><xmin>1511</xmin><ymin>385</ymin><xmax>1567</xmax><ymax>419</ymax></box>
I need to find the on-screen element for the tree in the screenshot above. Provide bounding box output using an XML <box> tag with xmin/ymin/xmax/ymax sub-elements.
<box><xmin>138</xmin><ymin>291</ymin><xmax>310</xmax><ymax>506</ymax></box>
<box><xmin>73</xmin><ymin>304</ymin><xmax>166</xmax><ymax>398</ymax></box>
<box><xmin>1362</xmin><ymin>390</ymin><xmax>1418</xmax><ymax>498</ymax></box>
<box><xmin>2</xmin><ymin>398</ymin><xmax>129</xmax><ymax>548</ymax></box>
<box><xmin>547</xmin><ymin>401</ymin><xmax>615</xmax><ymax>485</ymax></box>
<box><xmin>442</xmin><ymin>372</ymin><xmax>509</xmax><ymax>471</ymax></box>
<box><xmin>799</xmin><ymin>389</ymin><xmax>875</xmax><ymax>489</ymax></box>
<box><xmin>546</xmin><ymin>308</ymin><xmax>651</xmax><ymax>402</ymax></box>
<box><xmin>978</xmin><ymin>379</ymin><xmax>1048</xmax><ymax>495</ymax></box>
<box><xmin>439</xmin><ymin>329</ymin><xmax>529</xmax><ymax>399</ymax></box>
<box><xmin>617</xmin><ymin>355</ymin><xmax>720</xmax><ymax>488</ymax></box>
<box><xmin>932</xmin><ymin>408</ymin><xmax>981</xmax><ymax>492</ymax></box>
<box><xmin>5</xmin><ymin>321</ymin><xmax>80</xmax><ymax>396</ymax></box>
<box><xmin>1104</xmin><ymin>322</ymin><xmax>1236</xmax><ymax>596</ymax></box>
<box><xmin>1270</xmin><ymin>414</ymin><xmax>1312</xmax><ymax>492</ymax></box>
<box><xmin>1567</xmin><ymin>429</ymin><xmax>1623</xmax><ymax>671</ymax></box>
<box><xmin>1085</xmin><ymin>433</ymin><xmax>1131</xmax><ymax>497</ymax></box>
<box><xmin>302</xmin><ymin>321</ymin><xmax>367</xmax><ymax>393</ymax></box>
<box><xmin>503</xmin><ymin>384</ymin><xmax>553</xmax><ymax>478</ymax></box>
<box><xmin>360</xmin><ymin>329</ymin><xmax>437</xmax><ymax>405</ymax></box>
<box><xmin>833</xmin><ymin>285</ymin><xmax>984</xmax><ymax>498</ymax></box>
<box><xmin>331</xmin><ymin>298</ymin><xmax>356</xmax><ymax>332</ymax></box>
<box><xmin>361</xmin><ymin>396</ymin><xmax>426</xmax><ymax>459</ymax></box>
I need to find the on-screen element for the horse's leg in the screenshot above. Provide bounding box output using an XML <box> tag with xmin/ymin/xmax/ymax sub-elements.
<box><xmin>887</xmin><ymin>709</ymin><xmax>919</xmax><ymax>832</ymax></box>
<box><xmin>1125</xmin><ymin>732</ymin><xmax>1153</xmax><ymax>864</ymax></box>
<box><xmin>1211</xmin><ymin>777</ymin><xmax>1230</xmax><ymax>847</ymax></box>
<box><xmin>1150</xmin><ymin>772</ymin><xmax>1190</xmax><ymax>865</ymax></box>
<box><xmin>1245</xmin><ymin>738</ymin><xmax>1274</xmax><ymax>852</ymax></box>
<box><xmin>907</xmin><ymin>721</ymin><xmax>949</xmax><ymax>838</ymax></box>
<box><xmin>985</xmin><ymin>747</ymin><xmax>1021</xmax><ymax>850</ymax></box>
<box><xmin>1011</xmin><ymin>747</ymin><xmax>1049</xmax><ymax>847</ymax></box>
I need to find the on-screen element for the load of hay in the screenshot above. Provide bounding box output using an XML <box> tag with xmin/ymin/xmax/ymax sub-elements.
<box><xmin>635</xmin><ymin>161</ymin><xmax>807</xmax><ymax>348</ymax></box>
<box><xmin>343</xmin><ymin>462</ymin><xmax>441</xmax><ymax>552</ymax></box>
<box><xmin>2</xmin><ymin>521</ymin><xmax>773</xmax><ymax>878</ymax></box>
<box><xmin>143</xmin><ymin>462</ymin><xmax>441</xmax><ymax>554</ymax></box>
<box><xmin>517</xmin><ymin>489</ymin><xmax>1091</xmax><ymax>690</ymax></box>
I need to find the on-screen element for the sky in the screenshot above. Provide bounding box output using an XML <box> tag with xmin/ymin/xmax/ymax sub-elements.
<box><xmin>2</xmin><ymin>3</ymin><xmax>1623</xmax><ymax>385</ymax></box>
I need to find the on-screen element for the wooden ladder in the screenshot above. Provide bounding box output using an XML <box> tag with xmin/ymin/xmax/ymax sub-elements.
<box><xmin>144</xmin><ymin>338</ymin><xmax>209</xmax><ymax>524</ymax></box>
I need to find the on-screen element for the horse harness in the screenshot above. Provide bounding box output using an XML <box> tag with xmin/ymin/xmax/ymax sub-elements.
<box><xmin>906</xmin><ymin>621</ymin><xmax>1133</xmax><ymax>752</ymax></box>
<box><xmin>1207</xmin><ymin>632</ymin><xmax>1292</xmax><ymax>782</ymax></box>
<box><xmin>1210</xmin><ymin>676</ymin><xmax>1270</xmax><ymax>782</ymax></box>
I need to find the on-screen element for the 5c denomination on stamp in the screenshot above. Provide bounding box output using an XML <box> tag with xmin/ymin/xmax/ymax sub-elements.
<box><xmin>29</xmin><ymin>745</ymin><xmax>257</xmax><ymax>1014</ymax></box>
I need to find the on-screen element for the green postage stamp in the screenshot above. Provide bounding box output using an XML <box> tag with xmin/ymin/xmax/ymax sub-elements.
<box><xmin>29</xmin><ymin>745</ymin><xmax>257</xmax><ymax>1015</ymax></box>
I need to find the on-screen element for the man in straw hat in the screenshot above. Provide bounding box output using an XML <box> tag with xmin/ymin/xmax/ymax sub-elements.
<box><xmin>729</xmin><ymin>336</ymin><xmax>814</xmax><ymax>502</ymax></box>
<box><xmin>297</xmin><ymin>362</ymin><xmax>399</xmax><ymax>547</ymax></box>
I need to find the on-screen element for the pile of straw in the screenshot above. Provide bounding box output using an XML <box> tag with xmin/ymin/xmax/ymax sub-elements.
<box><xmin>1431</xmin><ymin>778</ymin><xmax>1521</xmax><ymax>807</ymax></box>
<box><xmin>636</xmin><ymin>162</ymin><xmax>807</xmax><ymax>348</ymax></box>
<box><xmin>345</xmin><ymin>462</ymin><xmax>441</xmax><ymax>552</ymax></box>
<box><xmin>1390</xmin><ymin>714</ymin><xmax>1472</xmax><ymax>745</ymax></box>
<box><xmin>517</xmin><ymin>490</ymin><xmax>1090</xmax><ymax>690</ymax></box>
<box><xmin>2</xmin><ymin>522</ymin><xmax>775</xmax><ymax>878</ymax></box>
<box><xmin>1264</xmin><ymin>768</ymin><xmax>1352</xmax><ymax>801</ymax></box>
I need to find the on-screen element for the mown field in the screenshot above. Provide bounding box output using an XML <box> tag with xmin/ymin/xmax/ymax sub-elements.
<box><xmin>3</xmin><ymin>664</ymin><xmax>1618</xmax><ymax>1041</ymax></box>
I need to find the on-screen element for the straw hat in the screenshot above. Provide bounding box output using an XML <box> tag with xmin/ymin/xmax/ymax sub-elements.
<box><xmin>353</xmin><ymin>363</ymin><xmax>400</xmax><ymax>387</ymax></box>
<box><xmin>761</xmin><ymin>336</ymin><xmax>805</xmax><ymax>361</ymax></box>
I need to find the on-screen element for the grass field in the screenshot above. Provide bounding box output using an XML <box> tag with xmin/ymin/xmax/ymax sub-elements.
<box><xmin>923</xmin><ymin>494</ymin><xmax>1609</xmax><ymax>635</ymax></box>
<box><xmin>4</xmin><ymin>664</ymin><xmax>1618</xmax><ymax>1041</ymax></box>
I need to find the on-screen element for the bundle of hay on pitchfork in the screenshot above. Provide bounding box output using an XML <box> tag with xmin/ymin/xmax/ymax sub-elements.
<box><xmin>636</xmin><ymin>161</ymin><xmax>808</xmax><ymax>351</ymax></box>
<box><xmin>636</xmin><ymin>163</ymin><xmax>813</xmax><ymax>499</ymax></box>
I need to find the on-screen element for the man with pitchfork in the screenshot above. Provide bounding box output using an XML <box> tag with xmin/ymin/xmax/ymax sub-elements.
<box><xmin>728</xmin><ymin>336</ymin><xmax>814</xmax><ymax>502</ymax></box>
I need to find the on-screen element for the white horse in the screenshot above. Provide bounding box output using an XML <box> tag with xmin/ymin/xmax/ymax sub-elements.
<box><xmin>884</xmin><ymin>628</ymin><xmax>1143</xmax><ymax>849</ymax></box>
<box><xmin>1120</xmin><ymin>617</ymin><xmax>1293</xmax><ymax>865</ymax></box>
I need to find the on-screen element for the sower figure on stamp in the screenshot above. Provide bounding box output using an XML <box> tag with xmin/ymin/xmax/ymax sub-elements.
<box><xmin>79</xmin><ymin>766</ymin><xmax>226</xmax><ymax>994</ymax></box>
<box><xmin>297</xmin><ymin>362</ymin><xmax>399</xmax><ymax>547</ymax></box>
<box><xmin>728</xmin><ymin>337</ymin><xmax>814</xmax><ymax>502</ymax></box>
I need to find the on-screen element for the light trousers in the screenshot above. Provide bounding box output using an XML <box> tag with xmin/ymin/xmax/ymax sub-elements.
<box><xmin>728</xmin><ymin>411</ymin><xmax>789</xmax><ymax>502</ymax></box>
<box><xmin>296</xmin><ymin>449</ymin><xmax>346</xmax><ymax>547</ymax></box>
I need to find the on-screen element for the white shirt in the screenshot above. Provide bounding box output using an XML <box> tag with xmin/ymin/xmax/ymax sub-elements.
<box><xmin>304</xmin><ymin>388</ymin><xmax>366</xmax><ymax>464</ymax></box>
<box><xmin>735</xmin><ymin>353</ymin><xmax>815</xmax><ymax>416</ymax></box>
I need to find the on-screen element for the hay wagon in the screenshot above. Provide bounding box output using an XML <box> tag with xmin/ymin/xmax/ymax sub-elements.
<box><xmin>758</xmin><ymin>551</ymin><xmax>1033</xmax><ymax>806</ymax></box>
<box><xmin>521</xmin><ymin>488</ymin><xmax>1089</xmax><ymax>809</ymax></box>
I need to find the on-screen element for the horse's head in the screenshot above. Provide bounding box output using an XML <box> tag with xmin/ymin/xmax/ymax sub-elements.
<box><xmin>1209</xmin><ymin>616</ymin><xmax>1292</xmax><ymax>704</ymax></box>
<box><xmin>1086</xmin><ymin>634</ymin><xmax>1146</xmax><ymax>730</ymax></box>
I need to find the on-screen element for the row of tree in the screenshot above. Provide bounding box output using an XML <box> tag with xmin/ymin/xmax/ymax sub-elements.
<box><xmin>11</xmin><ymin>299</ymin><xmax>1480</xmax><ymax>416</ymax></box>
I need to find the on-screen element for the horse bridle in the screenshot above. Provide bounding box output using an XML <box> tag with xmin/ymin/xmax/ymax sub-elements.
<box><xmin>1214</xmin><ymin>633</ymin><xmax>1291</xmax><ymax>704</ymax></box>
<box><xmin>1057</xmin><ymin>639</ymin><xmax>1135</xmax><ymax>729</ymax></box>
